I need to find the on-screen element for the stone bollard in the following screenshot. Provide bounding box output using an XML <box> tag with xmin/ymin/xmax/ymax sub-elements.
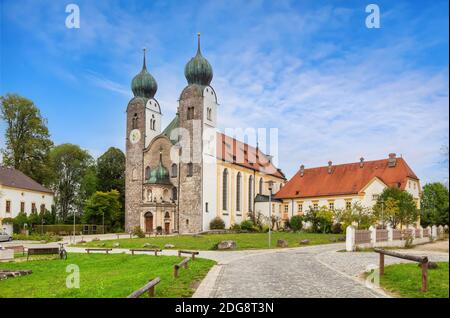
<box><xmin>387</xmin><ymin>225</ymin><xmax>393</xmax><ymax>242</ymax></box>
<box><xmin>346</xmin><ymin>226</ymin><xmax>355</xmax><ymax>252</ymax></box>
<box><xmin>369</xmin><ymin>225</ymin><xmax>376</xmax><ymax>245</ymax></box>
<box><xmin>431</xmin><ymin>225</ymin><xmax>437</xmax><ymax>241</ymax></box>
<box><xmin>438</xmin><ymin>225</ymin><xmax>444</xmax><ymax>239</ymax></box>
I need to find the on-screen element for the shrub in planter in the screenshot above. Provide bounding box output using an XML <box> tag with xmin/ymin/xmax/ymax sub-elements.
<box><xmin>240</xmin><ymin>220</ymin><xmax>255</xmax><ymax>232</ymax></box>
<box><xmin>290</xmin><ymin>215</ymin><xmax>303</xmax><ymax>232</ymax></box>
<box><xmin>132</xmin><ymin>226</ymin><xmax>145</xmax><ymax>238</ymax></box>
<box><xmin>230</xmin><ymin>223</ymin><xmax>241</xmax><ymax>231</ymax></box>
<box><xmin>209</xmin><ymin>217</ymin><xmax>225</xmax><ymax>230</ymax></box>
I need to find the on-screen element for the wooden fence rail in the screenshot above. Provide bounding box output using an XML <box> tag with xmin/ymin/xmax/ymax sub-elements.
<box><xmin>127</xmin><ymin>277</ymin><xmax>161</xmax><ymax>298</ymax></box>
<box><xmin>374</xmin><ymin>248</ymin><xmax>429</xmax><ymax>292</ymax></box>
<box><xmin>173</xmin><ymin>258</ymin><xmax>190</xmax><ymax>278</ymax></box>
<box><xmin>178</xmin><ymin>250</ymin><xmax>199</xmax><ymax>260</ymax></box>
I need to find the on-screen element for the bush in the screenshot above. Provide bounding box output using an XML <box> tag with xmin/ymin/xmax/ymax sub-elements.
<box><xmin>13</xmin><ymin>233</ymin><xmax>62</xmax><ymax>242</ymax></box>
<box><xmin>230</xmin><ymin>223</ymin><xmax>241</xmax><ymax>231</ymax></box>
<box><xmin>290</xmin><ymin>215</ymin><xmax>303</xmax><ymax>232</ymax></box>
<box><xmin>240</xmin><ymin>220</ymin><xmax>255</xmax><ymax>232</ymax></box>
<box><xmin>132</xmin><ymin>226</ymin><xmax>145</xmax><ymax>238</ymax></box>
<box><xmin>331</xmin><ymin>223</ymin><xmax>343</xmax><ymax>234</ymax></box>
<box><xmin>209</xmin><ymin>217</ymin><xmax>225</xmax><ymax>230</ymax></box>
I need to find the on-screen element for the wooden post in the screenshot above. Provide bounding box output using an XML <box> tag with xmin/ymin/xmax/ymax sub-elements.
<box><xmin>184</xmin><ymin>261</ymin><xmax>188</xmax><ymax>269</ymax></box>
<box><xmin>148</xmin><ymin>285</ymin><xmax>155</xmax><ymax>297</ymax></box>
<box><xmin>192</xmin><ymin>253</ymin><xmax>195</xmax><ymax>260</ymax></box>
<box><xmin>173</xmin><ymin>266</ymin><xmax>178</xmax><ymax>278</ymax></box>
<box><xmin>421</xmin><ymin>262</ymin><xmax>428</xmax><ymax>292</ymax></box>
<box><xmin>178</xmin><ymin>250</ymin><xmax>181</xmax><ymax>257</ymax></box>
<box><xmin>379</xmin><ymin>253</ymin><xmax>385</xmax><ymax>276</ymax></box>
<box><xmin>154</xmin><ymin>250</ymin><xmax>158</xmax><ymax>256</ymax></box>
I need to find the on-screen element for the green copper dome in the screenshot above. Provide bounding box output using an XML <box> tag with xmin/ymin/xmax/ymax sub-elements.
<box><xmin>148</xmin><ymin>150</ymin><xmax>170</xmax><ymax>184</ymax></box>
<box><xmin>131</xmin><ymin>49</ymin><xmax>158</xmax><ymax>99</ymax></box>
<box><xmin>184</xmin><ymin>33</ymin><xmax>213</xmax><ymax>86</ymax></box>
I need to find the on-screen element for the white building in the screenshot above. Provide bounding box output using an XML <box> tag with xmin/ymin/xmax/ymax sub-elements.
<box><xmin>0</xmin><ymin>166</ymin><xmax>54</xmax><ymax>226</ymax></box>
<box><xmin>274</xmin><ymin>154</ymin><xmax>421</xmax><ymax>221</ymax></box>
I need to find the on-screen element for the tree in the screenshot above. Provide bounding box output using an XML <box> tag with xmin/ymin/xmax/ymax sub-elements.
<box><xmin>304</xmin><ymin>206</ymin><xmax>334</xmax><ymax>233</ymax></box>
<box><xmin>96</xmin><ymin>147</ymin><xmax>125</xmax><ymax>227</ymax></box>
<box><xmin>82</xmin><ymin>190</ymin><xmax>122</xmax><ymax>231</ymax></box>
<box><xmin>290</xmin><ymin>215</ymin><xmax>303</xmax><ymax>232</ymax></box>
<box><xmin>421</xmin><ymin>182</ymin><xmax>449</xmax><ymax>226</ymax></box>
<box><xmin>374</xmin><ymin>187</ymin><xmax>418</xmax><ymax>229</ymax></box>
<box><xmin>0</xmin><ymin>94</ymin><xmax>53</xmax><ymax>185</ymax></box>
<box><xmin>48</xmin><ymin>144</ymin><xmax>93</xmax><ymax>222</ymax></box>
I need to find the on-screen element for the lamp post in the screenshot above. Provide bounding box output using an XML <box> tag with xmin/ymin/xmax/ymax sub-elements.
<box><xmin>103</xmin><ymin>211</ymin><xmax>105</xmax><ymax>234</ymax></box>
<box><xmin>41</xmin><ymin>218</ymin><xmax>45</xmax><ymax>235</ymax></box>
<box><xmin>266</xmin><ymin>180</ymin><xmax>274</xmax><ymax>248</ymax></box>
<box><xmin>380</xmin><ymin>198</ymin><xmax>385</xmax><ymax>229</ymax></box>
<box><xmin>73</xmin><ymin>211</ymin><xmax>76</xmax><ymax>244</ymax></box>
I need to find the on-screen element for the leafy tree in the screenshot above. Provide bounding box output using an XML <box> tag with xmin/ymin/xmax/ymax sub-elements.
<box><xmin>421</xmin><ymin>182</ymin><xmax>449</xmax><ymax>226</ymax></box>
<box><xmin>304</xmin><ymin>206</ymin><xmax>333</xmax><ymax>233</ymax></box>
<box><xmin>374</xmin><ymin>187</ymin><xmax>418</xmax><ymax>229</ymax></box>
<box><xmin>48</xmin><ymin>144</ymin><xmax>93</xmax><ymax>222</ymax></box>
<box><xmin>80</xmin><ymin>165</ymin><xmax>98</xmax><ymax>200</ymax></box>
<box><xmin>0</xmin><ymin>94</ymin><xmax>53</xmax><ymax>185</ymax></box>
<box><xmin>97</xmin><ymin>147</ymin><xmax>125</xmax><ymax>199</ymax></box>
<box><xmin>373</xmin><ymin>197</ymin><xmax>399</xmax><ymax>228</ymax></box>
<box><xmin>82</xmin><ymin>190</ymin><xmax>122</xmax><ymax>231</ymax></box>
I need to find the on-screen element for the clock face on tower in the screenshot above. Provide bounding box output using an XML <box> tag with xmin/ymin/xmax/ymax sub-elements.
<box><xmin>129</xmin><ymin>129</ymin><xmax>141</xmax><ymax>144</ymax></box>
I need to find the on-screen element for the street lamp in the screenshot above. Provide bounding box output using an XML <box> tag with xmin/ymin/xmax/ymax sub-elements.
<box><xmin>103</xmin><ymin>211</ymin><xmax>105</xmax><ymax>234</ymax></box>
<box><xmin>266</xmin><ymin>180</ymin><xmax>274</xmax><ymax>248</ymax></box>
<box><xmin>380</xmin><ymin>198</ymin><xmax>385</xmax><ymax>229</ymax></box>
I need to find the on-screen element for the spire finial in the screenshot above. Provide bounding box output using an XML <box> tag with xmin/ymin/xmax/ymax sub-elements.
<box><xmin>197</xmin><ymin>33</ymin><xmax>201</xmax><ymax>54</ymax></box>
<box><xmin>142</xmin><ymin>47</ymin><xmax>147</xmax><ymax>70</ymax></box>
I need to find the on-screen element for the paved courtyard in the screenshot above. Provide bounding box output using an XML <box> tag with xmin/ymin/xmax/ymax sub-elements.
<box><xmin>2</xmin><ymin>238</ymin><xmax>448</xmax><ymax>298</ymax></box>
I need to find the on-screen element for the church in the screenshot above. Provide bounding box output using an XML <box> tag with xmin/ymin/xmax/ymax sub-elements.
<box><xmin>125</xmin><ymin>34</ymin><xmax>286</xmax><ymax>234</ymax></box>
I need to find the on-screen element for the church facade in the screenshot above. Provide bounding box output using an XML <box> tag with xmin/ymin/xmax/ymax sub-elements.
<box><xmin>125</xmin><ymin>35</ymin><xmax>286</xmax><ymax>234</ymax></box>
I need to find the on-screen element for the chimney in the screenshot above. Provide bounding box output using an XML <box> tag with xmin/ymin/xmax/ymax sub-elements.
<box><xmin>360</xmin><ymin>157</ymin><xmax>364</xmax><ymax>168</ymax></box>
<box><xmin>328</xmin><ymin>161</ymin><xmax>332</xmax><ymax>174</ymax></box>
<box><xmin>300</xmin><ymin>164</ymin><xmax>305</xmax><ymax>177</ymax></box>
<box><xmin>388</xmin><ymin>153</ymin><xmax>397</xmax><ymax>167</ymax></box>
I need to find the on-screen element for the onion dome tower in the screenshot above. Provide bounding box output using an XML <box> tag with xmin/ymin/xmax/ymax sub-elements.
<box><xmin>148</xmin><ymin>149</ymin><xmax>170</xmax><ymax>184</ymax></box>
<box><xmin>131</xmin><ymin>48</ymin><xmax>158</xmax><ymax>99</ymax></box>
<box><xmin>184</xmin><ymin>33</ymin><xmax>213</xmax><ymax>86</ymax></box>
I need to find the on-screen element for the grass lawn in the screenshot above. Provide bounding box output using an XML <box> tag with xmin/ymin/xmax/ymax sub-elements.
<box><xmin>379</xmin><ymin>262</ymin><xmax>449</xmax><ymax>298</ymax></box>
<box><xmin>0</xmin><ymin>253</ymin><xmax>215</xmax><ymax>298</ymax></box>
<box><xmin>75</xmin><ymin>232</ymin><xmax>345</xmax><ymax>250</ymax></box>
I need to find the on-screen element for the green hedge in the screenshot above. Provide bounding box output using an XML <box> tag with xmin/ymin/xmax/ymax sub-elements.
<box><xmin>32</xmin><ymin>224</ymin><xmax>105</xmax><ymax>235</ymax></box>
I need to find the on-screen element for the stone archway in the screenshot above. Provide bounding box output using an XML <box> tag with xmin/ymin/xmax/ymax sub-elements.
<box><xmin>144</xmin><ymin>212</ymin><xmax>153</xmax><ymax>233</ymax></box>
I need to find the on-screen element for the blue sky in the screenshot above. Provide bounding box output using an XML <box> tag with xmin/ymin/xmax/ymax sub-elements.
<box><xmin>0</xmin><ymin>0</ymin><xmax>448</xmax><ymax>184</ymax></box>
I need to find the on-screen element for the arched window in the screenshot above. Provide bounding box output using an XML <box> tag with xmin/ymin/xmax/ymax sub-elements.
<box><xmin>222</xmin><ymin>169</ymin><xmax>228</xmax><ymax>210</ymax></box>
<box><xmin>132</xmin><ymin>113</ymin><xmax>138</xmax><ymax>129</ymax></box>
<box><xmin>164</xmin><ymin>212</ymin><xmax>170</xmax><ymax>219</ymax></box>
<box><xmin>187</xmin><ymin>162</ymin><xmax>193</xmax><ymax>177</ymax></box>
<box><xmin>172</xmin><ymin>187</ymin><xmax>177</xmax><ymax>201</ymax></box>
<box><xmin>236</xmin><ymin>172</ymin><xmax>241</xmax><ymax>212</ymax></box>
<box><xmin>259</xmin><ymin>178</ymin><xmax>263</xmax><ymax>195</ymax></box>
<box><xmin>145</xmin><ymin>166</ymin><xmax>151</xmax><ymax>180</ymax></box>
<box><xmin>163</xmin><ymin>189</ymin><xmax>169</xmax><ymax>202</ymax></box>
<box><xmin>248</xmin><ymin>175</ymin><xmax>253</xmax><ymax>212</ymax></box>
<box><xmin>171</xmin><ymin>163</ymin><xmax>178</xmax><ymax>177</ymax></box>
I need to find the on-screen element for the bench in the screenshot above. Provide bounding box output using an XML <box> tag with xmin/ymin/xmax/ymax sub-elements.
<box><xmin>85</xmin><ymin>248</ymin><xmax>112</xmax><ymax>254</ymax></box>
<box><xmin>173</xmin><ymin>258</ymin><xmax>190</xmax><ymax>278</ymax></box>
<box><xmin>129</xmin><ymin>248</ymin><xmax>162</xmax><ymax>256</ymax></box>
<box><xmin>27</xmin><ymin>247</ymin><xmax>60</xmax><ymax>260</ymax></box>
<box><xmin>178</xmin><ymin>250</ymin><xmax>199</xmax><ymax>260</ymax></box>
<box><xmin>4</xmin><ymin>245</ymin><xmax>25</xmax><ymax>256</ymax></box>
<box><xmin>127</xmin><ymin>277</ymin><xmax>161</xmax><ymax>298</ymax></box>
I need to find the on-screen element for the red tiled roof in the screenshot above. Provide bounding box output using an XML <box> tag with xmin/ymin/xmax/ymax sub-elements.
<box><xmin>216</xmin><ymin>132</ymin><xmax>285</xmax><ymax>179</ymax></box>
<box><xmin>0</xmin><ymin>166</ymin><xmax>53</xmax><ymax>194</ymax></box>
<box><xmin>274</xmin><ymin>157</ymin><xmax>418</xmax><ymax>199</ymax></box>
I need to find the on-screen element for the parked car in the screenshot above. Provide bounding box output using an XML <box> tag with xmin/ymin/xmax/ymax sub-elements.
<box><xmin>0</xmin><ymin>231</ymin><xmax>13</xmax><ymax>242</ymax></box>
